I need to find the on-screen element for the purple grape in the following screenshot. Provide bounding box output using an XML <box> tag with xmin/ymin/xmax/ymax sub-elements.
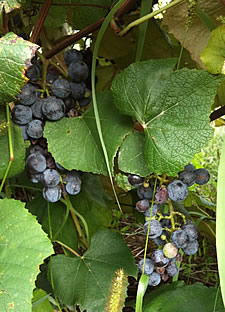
<box><xmin>148</xmin><ymin>272</ymin><xmax>161</xmax><ymax>286</ymax></box>
<box><xmin>17</xmin><ymin>83</ymin><xmax>38</xmax><ymax>105</ymax></box>
<box><xmin>64</xmin><ymin>48</ymin><xmax>83</xmax><ymax>67</ymax></box>
<box><xmin>41</xmin><ymin>169</ymin><xmax>60</xmax><ymax>187</ymax></box>
<box><xmin>42</xmin><ymin>96</ymin><xmax>65</xmax><ymax>121</ymax></box>
<box><xmin>43</xmin><ymin>186</ymin><xmax>62</xmax><ymax>202</ymax></box>
<box><xmin>194</xmin><ymin>168</ymin><xmax>210</xmax><ymax>185</ymax></box>
<box><xmin>68</xmin><ymin>60</ymin><xmax>89</xmax><ymax>82</ymax></box>
<box><xmin>155</xmin><ymin>187</ymin><xmax>168</xmax><ymax>204</ymax></box>
<box><xmin>167</xmin><ymin>180</ymin><xmax>188</xmax><ymax>202</ymax></box>
<box><xmin>128</xmin><ymin>174</ymin><xmax>144</xmax><ymax>186</ymax></box>
<box><xmin>137</xmin><ymin>185</ymin><xmax>153</xmax><ymax>199</ymax></box>
<box><xmin>31</xmin><ymin>98</ymin><xmax>45</xmax><ymax>119</ymax></box>
<box><xmin>12</xmin><ymin>105</ymin><xmax>32</xmax><ymax>125</ymax></box>
<box><xmin>171</xmin><ymin>229</ymin><xmax>188</xmax><ymax>249</ymax></box>
<box><xmin>184</xmin><ymin>163</ymin><xmax>195</xmax><ymax>171</ymax></box>
<box><xmin>52</xmin><ymin>78</ymin><xmax>71</xmax><ymax>99</ymax></box>
<box><xmin>26</xmin><ymin>119</ymin><xmax>44</xmax><ymax>139</ymax></box>
<box><xmin>166</xmin><ymin>262</ymin><xmax>178</xmax><ymax>277</ymax></box>
<box><xmin>144</xmin><ymin>219</ymin><xmax>163</xmax><ymax>239</ymax></box>
<box><xmin>151</xmin><ymin>249</ymin><xmax>169</xmax><ymax>267</ymax></box>
<box><xmin>181</xmin><ymin>222</ymin><xmax>198</xmax><ymax>241</ymax></box>
<box><xmin>138</xmin><ymin>258</ymin><xmax>154</xmax><ymax>275</ymax></box>
<box><xmin>70</xmin><ymin>82</ymin><xmax>85</xmax><ymax>100</ymax></box>
<box><xmin>182</xmin><ymin>239</ymin><xmax>199</xmax><ymax>255</ymax></box>
<box><xmin>136</xmin><ymin>199</ymin><xmax>150</xmax><ymax>213</ymax></box>
<box><xmin>26</xmin><ymin>153</ymin><xmax>47</xmax><ymax>173</ymax></box>
<box><xmin>144</xmin><ymin>204</ymin><xmax>159</xmax><ymax>218</ymax></box>
<box><xmin>178</xmin><ymin>170</ymin><xmax>196</xmax><ymax>186</ymax></box>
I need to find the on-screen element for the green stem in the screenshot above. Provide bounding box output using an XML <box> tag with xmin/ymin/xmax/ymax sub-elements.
<box><xmin>168</xmin><ymin>200</ymin><xmax>175</xmax><ymax>231</ymax></box>
<box><xmin>55</xmin><ymin>240</ymin><xmax>81</xmax><ymax>257</ymax></box>
<box><xmin>52</xmin><ymin>195</ymin><xmax>70</xmax><ymax>241</ymax></box>
<box><xmin>91</xmin><ymin>0</ymin><xmax>125</xmax><ymax>213</ymax></box>
<box><xmin>60</xmin><ymin>197</ymin><xmax>89</xmax><ymax>248</ymax></box>
<box><xmin>119</xmin><ymin>0</ymin><xmax>184</xmax><ymax>36</ymax></box>
<box><xmin>0</xmin><ymin>104</ymin><xmax>14</xmax><ymax>193</ymax></box>
<box><xmin>176</xmin><ymin>29</ymin><xmax>188</xmax><ymax>70</ymax></box>
<box><xmin>47</xmin><ymin>201</ymin><xmax>53</xmax><ymax>240</ymax></box>
<box><xmin>142</xmin><ymin>177</ymin><xmax>158</xmax><ymax>272</ymax></box>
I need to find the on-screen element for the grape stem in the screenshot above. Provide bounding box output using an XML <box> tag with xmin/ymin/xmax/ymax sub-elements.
<box><xmin>0</xmin><ymin>104</ymin><xmax>14</xmax><ymax>193</ymax></box>
<box><xmin>60</xmin><ymin>197</ymin><xmax>89</xmax><ymax>249</ymax></box>
<box><xmin>30</xmin><ymin>0</ymin><xmax>53</xmax><ymax>44</ymax></box>
<box><xmin>55</xmin><ymin>240</ymin><xmax>81</xmax><ymax>258</ymax></box>
<box><xmin>168</xmin><ymin>200</ymin><xmax>176</xmax><ymax>231</ymax></box>
<box><xmin>119</xmin><ymin>0</ymin><xmax>184</xmax><ymax>36</ymax></box>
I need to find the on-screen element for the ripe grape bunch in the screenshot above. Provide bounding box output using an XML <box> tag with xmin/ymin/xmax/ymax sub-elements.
<box><xmin>128</xmin><ymin>163</ymin><xmax>210</xmax><ymax>287</ymax></box>
<box><xmin>11</xmin><ymin>48</ymin><xmax>91</xmax><ymax>202</ymax></box>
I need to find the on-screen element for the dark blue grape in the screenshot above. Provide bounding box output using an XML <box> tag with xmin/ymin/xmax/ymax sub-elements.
<box><xmin>19</xmin><ymin>125</ymin><xmax>29</xmax><ymax>140</ymax></box>
<box><xmin>144</xmin><ymin>204</ymin><xmax>159</xmax><ymax>217</ymax></box>
<box><xmin>79</xmin><ymin>96</ymin><xmax>91</xmax><ymax>107</ymax></box>
<box><xmin>194</xmin><ymin>168</ymin><xmax>210</xmax><ymax>185</ymax></box>
<box><xmin>30</xmin><ymin>144</ymin><xmax>46</xmax><ymax>156</ymax></box>
<box><xmin>136</xmin><ymin>199</ymin><xmax>150</xmax><ymax>213</ymax></box>
<box><xmin>17</xmin><ymin>83</ymin><xmax>38</xmax><ymax>105</ymax></box>
<box><xmin>31</xmin><ymin>98</ymin><xmax>45</xmax><ymax>119</ymax></box>
<box><xmin>26</xmin><ymin>64</ymin><xmax>41</xmax><ymax>82</ymax></box>
<box><xmin>64</xmin><ymin>49</ymin><xmax>83</xmax><ymax>67</ymax></box>
<box><xmin>137</xmin><ymin>185</ymin><xmax>153</xmax><ymax>199</ymax></box>
<box><xmin>27</xmin><ymin>171</ymin><xmax>42</xmax><ymax>183</ymax></box>
<box><xmin>151</xmin><ymin>249</ymin><xmax>169</xmax><ymax>267</ymax></box>
<box><xmin>166</xmin><ymin>262</ymin><xmax>178</xmax><ymax>277</ymax></box>
<box><xmin>182</xmin><ymin>239</ymin><xmax>199</xmax><ymax>255</ymax></box>
<box><xmin>26</xmin><ymin>119</ymin><xmax>44</xmax><ymax>139</ymax></box>
<box><xmin>64</xmin><ymin>97</ymin><xmax>75</xmax><ymax>112</ymax></box>
<box><xmin>171</xmin><ymin>229</ymin><xmax>188</xmax><ymax>248</ymax></box>
<box><xmin>181</xmin><ymin>222</ymin><xmax>198</xmax><ymax>241</ymax></box>
<box><xmin>41</xmin><ymin>169</ymin><xmax>60</xmax><ymax>187</ymax></box>
<box><xmin>167</xmin><ymin>180</ymin><xmax>188</xmax><ymax>202</ymax></box>
<box><xmin>184</xmin><ymin>163</ymin><xmax>195</xmax><ymax>171</ymax></box>
<box><xmin>46</xmin><ymin>73</ymin><xmax>58</xmax><ymax>85</ymax></box>
<box><xmin>128</xmin><ymin>174</ymin><xmax>144</xmax><ymax>186</ymax></box>
<box><xmin>68</xmin><ymin>60</ymin><xmax>89</xmax><ymax>82</ymax></box>
<box><xmin>138</xmin><ymin>258</ymin><xmax>154</xmax><ymax>275</ymax></box>
<box><xmin>26</xmin><ymin>153</ymin><xmax>47</xmax><ymax>173</ymax></box>
<box><xmin>42</xmin><ymin>97</ymin><xmax>65</xmax><ymax>121</ymax></box>
<box><xmin>178</xmin><ymin>170</ymin><xmax>196</xmax><ymax>186</ymax></box>
<box><xmin>52</xmin><ymin>79</ymin><xmax>71</xmax><ymax>99</ymax></box>
<box><xmin>70</xmin><ymin>82</ymin><xmax>85</xmax><ymax>100</ymax></box>
<box><xmin>144</xmin><ymin>219</ymin><xmax>162</xmax><ymax>239</ymax></box>
<box><xmin>63</xmin><ymin>170</ymin><xmax>81</xmax><ymax>195</ymax></box>
<box><xmin>12</xmin><ymin>105</ymin><xmax>32</xmax><ymax>125</ymax></box>
<box><xmin>153</xmin><ymin>230</ymin><xmax>169</xmax><ymax>246</ymax></box>
<box><xmin>43</xmin><ymin>186</ymin><xmax>61</xmax><ymax>202</ymax></box>
<box><xmin>148</xmin><ymin>272</ymin><xmax>161</xmax><ymax>286</ymax></box>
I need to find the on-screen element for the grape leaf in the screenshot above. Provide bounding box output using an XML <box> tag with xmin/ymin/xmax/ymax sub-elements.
<box><xmin>32</xmin><ymin>289</ymin><xmax>53</xmax><ymax>312</ymax></box>
<box><xmin>161</xmin><ymin>0</ymin><xmax>225</xmax><ymax>66</ymax></box>
<box><xmin>0</xmin><ymin>198</ymin><xmax>53</xmax><ymax>312</ymax></box>
<box><xmin>50</xmin><ymin>229</ymin><xmax>137</xmax><ymax>312</ymax></box>
<box><xmin>111</xmin><ymin>59</ymin><xmax>223</xmax><ymax>175</ymax></box>
<box><xmin>143</xmin><ymin>282</ymin><xmax>224</xmax><ymax>312</ymax></box>
<box><xmin>0</xmin><ymin>107</ymin><xmax>28</xmax><ymax>179</ymax></box>
<box><xmin>0</xmin><ymin>32</ymin><xmax>38</xmax><ymax>105</ymax></box>
<box><xmin>44</xmin><ymin>91</ymin><xmax>133</xmax><ymax>175</ymax></box>
<box><xmin>200</xmin><ymin>25</ymin><xmax>225</xmax><ymax>74</ymax></box>
<box><xmin>0</xmin><ymin>0</ymin><xmax>24</xmax><ymax>13</ymax></box>
<box><xmin>118</xmin><ymin>132</ymin><xmax>151</xmax><ymax>177</ymax></box>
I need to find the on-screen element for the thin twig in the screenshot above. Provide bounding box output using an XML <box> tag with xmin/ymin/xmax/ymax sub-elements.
<box><xmin>210</xmin><ymin>106</ymin><xmax>225</xmax><ymax>121</ymax></box>
<box><xmin>31</xmin><ymin>2</ymin><xmax>110</xmax><ymax>9</ymax></box>
<box><xmin>30</xmin><ymin>0</ymin><xmax>53</xmax><ymax>43</ymax></box>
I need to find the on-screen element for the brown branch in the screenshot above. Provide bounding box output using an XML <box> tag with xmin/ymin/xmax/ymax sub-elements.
<box><xmin>220</xmin><ymin>0</ymin><xmax>225</xmax><ymax>6</ymax></box>
<box><xmin>3</xmin><ymin>13</ymin><xmax>9</xmax><ymax>33</ymax></box>
<box><xmin>31</xmin><ymin>2</ymin><xmax>110</xmax><ymax>9</ymax></box>
<box><xmin>44</xmin><ymin>17</ymin><xmax>104</xmax><ymax>59</ymax></box>
<box><xmin>30</xmin><ymin>0</ymin><xmax>53</xmax><ymax>43</ymax></box>
<box><xmin>114</xmin><ymin>0</ymin><xmax>138</xmax><ymax>19</ymax></box>
<box><xmin>210</xmin><ymin>106</ymin><xmax>225</xmax><ymax>121</ymax></box>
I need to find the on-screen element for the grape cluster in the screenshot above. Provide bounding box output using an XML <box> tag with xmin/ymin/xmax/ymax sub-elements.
<box><xmin>128</xmin><ymin>163</ymin><xmax>210</xmax><ymax>286</ymax></box>
<box><xmin>26</xmin><ymin>143</ymin><xmax>82</xmax><ymax>202</ymax></box>
<box><xmin>12</xmin><ymin>48</ymin><xmax>92</xmax><ymax>141</ymax></box>
<box><xmin>11</xmin><ymin>48</ymin><xmax>91</xmax><ymax>202</ymax></box>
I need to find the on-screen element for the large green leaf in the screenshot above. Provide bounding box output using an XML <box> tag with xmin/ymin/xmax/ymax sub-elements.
<box><xmin>118</xmin><ymin>132</ymin><xmax>150</xmax><ymax>177</ymax></box>
<box><xmin>143</xmin><ymin>282</ymin><xmax>224</xmax><ymax>311</ymax></box>
<box><xmin>216</xmin><ymin>137</ymin><xmax>225</xmax><ymax>307</ymax></box>
<box><xmin>0</xmin><ymin>198</ymin><xmax>53</xmax><ymax>312</ymax></box>
<box><xmin>0</xmin><ymin>107</ymin><xmax>28</xmax><ymax>179</ymax></box>
<box><xmin>32</xmin><ymin>289</ymin><xmax>53</xmax><ymax>312</ymax></box>
<box><xmin>0</xmin><ymin>0</ymin><xmax>24</xmax><ymax>13</ymax></box>
<box><xmin>111</xmin><ymin>59</ymin><xmax>223</xmax><ymax>175</ymax></box>
<box><xmin>27</xmin><ymin>194</ymin><xmax>78</xmax><ymax>253</ymax></box>
<box><xmin>0</xmin><ymin>32</ymin><xmax>38</xmax><ymax>105</ymax></box>
<box><xmin>50</xmin><ymin>229</ymin><xmax>137</xmax><ymax>312</ymax></box>
<box><xmin>200</xmin><ymin>25</ymin><xmax>225</xmax><ymax>74</ymax></box>
<box><xmin>44</xmin><ymin>91</ymin><xmax>133</xmax><ymax>175</ymax></box>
